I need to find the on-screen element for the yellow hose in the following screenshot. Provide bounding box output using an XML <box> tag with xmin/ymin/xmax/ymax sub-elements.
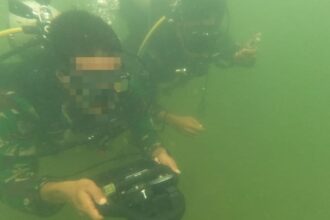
<box><xmin>138</xmin><ymin>16</ymin><xmax>167</xmax><ymax>57</ymax></box>
<box><xmin>0</xmin><ymin>27</ymin><xmax>23</xmax><ymax>38</ymax></box>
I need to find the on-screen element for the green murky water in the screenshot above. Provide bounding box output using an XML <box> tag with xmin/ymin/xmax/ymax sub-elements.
<box><xmin>1</xmin><ymin>0</ymin><xmax>330</xmax><ymax>219</ymax></box>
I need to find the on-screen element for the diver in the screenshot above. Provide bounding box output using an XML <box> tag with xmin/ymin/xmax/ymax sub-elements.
<box><xmin>117</xmin><ymin>0</ymin><xmax>261</xmax><ymax>136</ymax></box>
<box><xmin>1</xmin><ymin>0</ymin><xmax>260</xmax><ymax>135</ymax></box>
<box><xmin>0</xmin><ymin>10</ymin><xmax>182</xmax><ymax>220</ymax></box>
<box><xmin>2</xmin><ymin>0</ymin><xmax>205</xmax><ymax>135</ymax></box>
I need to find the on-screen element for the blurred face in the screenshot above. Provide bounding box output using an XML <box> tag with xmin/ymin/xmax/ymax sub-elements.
<box><xmin>177</xmin><ymin>17</ymin><xmax>221</xmax><ymax>56</ymax></box>
<box><xmin>58</xmin><ymin>52</ymin><xmax>129</xmax><ymax>115</ymax></box>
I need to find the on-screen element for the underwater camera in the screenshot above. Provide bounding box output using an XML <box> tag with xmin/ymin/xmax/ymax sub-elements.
<box><xmin>93</xmin><ymin>159</ymin><xmax>185</xmax><ymax>220</ymax></box>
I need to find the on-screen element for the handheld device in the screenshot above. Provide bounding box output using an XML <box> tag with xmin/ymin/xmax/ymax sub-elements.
<box><xmin>93</xmin><ymin>159</ymin><xmax>185</xmax><ymax>220</ymax></box>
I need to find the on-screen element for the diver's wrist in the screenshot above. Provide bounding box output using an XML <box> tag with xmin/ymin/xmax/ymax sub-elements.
<box><xmin>40</xmin><ymin>180</ymin><xmax>76</xmax><ymax>204</ymax></box>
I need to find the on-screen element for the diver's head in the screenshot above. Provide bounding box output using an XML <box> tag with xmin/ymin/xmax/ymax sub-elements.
<box><xmin>47</xmin><ymin>10</ymin><xmax>129</xmax><ymax>115</ymax></box>
<box><xmin>175</xmin><ymin>0</ymin><xmax>227</xmax><ymax>55</ymax></box>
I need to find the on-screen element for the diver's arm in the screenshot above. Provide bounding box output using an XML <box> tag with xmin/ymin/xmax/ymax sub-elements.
<box><xmin>131</xmin><ymin>115</ymin><xmax>181</xmax><ymax>174</ymax></box>
<box><xmin>122</xmin><ymin>99</ymin><xmax>180</xmax><ymax>173</ymax></box>
<box><xmin>0</xmin><ymin>92</ymin><xmax>63</xmax><ymax>216</ymax></box>
<box><xmin>158</xmin><ymin>110</ymin><xmax>205</xmax><ymax>135</ymax></box>
<box><xmin>213</xmin><ymin>31</ymin><xmax>240</xmax><ymax>67</ymax></box>
<box><xmin>122</xmin><ymin>76</ymin><xmax>181</xmax><ymax>173</ymax></box>
<box><xmin>134</xmin><ymin>112</ymin><xmax>181</xmax><ymax>174</ymax></box>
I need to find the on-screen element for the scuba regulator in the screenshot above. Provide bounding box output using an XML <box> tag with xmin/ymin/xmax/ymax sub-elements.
<box><xmin>0</xmin><ymin>0</ymin><xmax>59</xmax><ymax>62</ymax></box>
<box><xmin>7</xmin><ymin>0</ymin><xmax>59</xmax><ymax>39</ymax></box>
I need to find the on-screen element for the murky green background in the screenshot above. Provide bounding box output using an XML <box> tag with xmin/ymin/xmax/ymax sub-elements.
<box><xmin>1</xmin><ymin>0</ymin><xmax>330</xmax><ymax>219</ymax></box>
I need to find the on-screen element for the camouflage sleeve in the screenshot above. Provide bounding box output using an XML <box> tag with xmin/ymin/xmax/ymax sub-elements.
<box><xmin>0</xmin><ymin>91</ymin><xmax>62</xmax><ymax>217</ymax></box>
<box><xmin>120</xmin><ymin>78</ymin><xmax>162</xmax><ymax>156</ymax></box>
<box><xmin>213</xmin><ymin>31</ymin><xmax>240</xmax><ymax>67</ymax></box>
<box><xmin>129</xmin><ymin>109</ymin><xmax>162</xmax><ymax>156</ymax></box>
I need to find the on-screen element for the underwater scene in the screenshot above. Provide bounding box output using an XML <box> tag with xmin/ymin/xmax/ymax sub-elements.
<box><xmin>1</xmin><ymin>0</ymin><xmax>330</xmax><ymax>220</ymax></box>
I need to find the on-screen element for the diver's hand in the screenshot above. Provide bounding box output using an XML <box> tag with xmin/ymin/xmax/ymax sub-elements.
<box><xmin>234</xmin><ymin>32</ymin><xmax>261</xmax><ymax>65</ymax></box>
<box><xmin>163</xmin><ymin>113</ymin><xmax>205</xmax><ymax>135</ymax></box>
<box><xmin>173</xmin><ymin>115</ymin><xmax>205</xmax><ymax>135</ymax></box>
<box><xmin>153</xmin><ymin>147</ymin><xmax>181</xmax><ymax>174</ymax></box>
<box><xmin>40</xmin><ymin>179</ymin><xmax>107</xmax><ymax>220</ymax></box>
<box><xmin>234</xmin><ymin>47</ymin><xmax>257</xmax><ymax>64</ymax></box>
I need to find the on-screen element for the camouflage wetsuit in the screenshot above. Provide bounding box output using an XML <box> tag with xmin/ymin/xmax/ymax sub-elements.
<box><xmin>0</xmin><ymin>81</ymin><xmax>161</xmax><ymax>217</ymax></box>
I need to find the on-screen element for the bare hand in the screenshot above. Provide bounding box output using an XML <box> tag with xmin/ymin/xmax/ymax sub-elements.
<box><xmin>166</xmin><ymin>114</ymin><xmax>205</xmax><ymax>135</ymax></box>
<box><xmin>244</xmin><ymin>32</ymin><xmax>262</xmax><ymax>49</ymax></box>
<box><xmin>41</xmin><ymin>179</ymin><xmax>107</xmax><ymax>220</ymax></box>
<box><xmin>153</xmin><ymin>147</ymin><xmax>181</xmax><ymax>174</ymax></box>
<box><xmin>68</xmin><ymin>179</ymin><xmax>107</xmax><ymax>220</ymax></box>
<box><xmin>234</xmin><ymin>32</ymin><xmax>261</xmax><ymax>64</ymax></box>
